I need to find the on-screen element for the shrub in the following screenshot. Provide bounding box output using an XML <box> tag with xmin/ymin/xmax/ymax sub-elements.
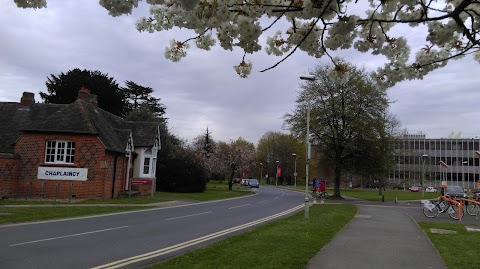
<box><xmin>156</xmin><ymin>148</ymin><xmax>207</xmax><ymax>193</ymax></box>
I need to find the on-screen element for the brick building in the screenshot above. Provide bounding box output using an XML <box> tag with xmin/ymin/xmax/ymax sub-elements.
<box><xmin>0</xmin><ymin>88</ymin><xmax>160</xmax><ymax>199</ymax></box>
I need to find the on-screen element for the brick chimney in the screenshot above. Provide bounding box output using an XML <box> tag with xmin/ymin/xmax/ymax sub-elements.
<box><xmin>87</xmin><ymin>94</ymin><xmax>98</xmax><ymax>108</ymax></box>
<box><xmin>78</xmin><ymin>86</ymin><xmax>90</xmax><ymax>100</ymax></box>
<box><xmin>20</xmin><ymin>92</ymin><xmax>35</xmax><ymax>106</ymax></box>
<box><xmin>77</xmin><ymin>86</ymin><xmax>98</xmax><ymax>108</ymax></box>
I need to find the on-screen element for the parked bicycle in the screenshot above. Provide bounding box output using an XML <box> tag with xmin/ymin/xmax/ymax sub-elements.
<box><xmin>422</xmin><ymin>196</ymin><xmax>463</xmax><ymax>220</ymax></box>
<box><xmin>466</xmin><ymin>192</ymin><xmax>480</xmax><ymax>216</ymax></box>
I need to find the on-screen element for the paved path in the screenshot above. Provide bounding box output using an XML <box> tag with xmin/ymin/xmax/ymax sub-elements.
<box><xmin>306</xmin><ymin>204</ymin><xmax>447</xmax><ymax>269</ymax></box>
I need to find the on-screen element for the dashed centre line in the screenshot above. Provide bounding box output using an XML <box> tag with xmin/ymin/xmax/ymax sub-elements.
<box><xmin>165</xmin><ymin>211</ymin><xmax>212</xmax><ymax>221</ymax></box>
<box><xmin>228</xmin><ymin>204</ymin><xmax>251</xmax><ymax>209</ymax></box>
<box><xmin>10</xmin><ymin>226</ymin><xmax>129</xmax><ymax>247</ymax></box>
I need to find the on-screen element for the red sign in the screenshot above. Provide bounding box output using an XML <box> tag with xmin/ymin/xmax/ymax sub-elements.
<box><xmin>132</xmin><ymin>179</ymin><xmax>153</xmax><ymax>185</ymax></box>
<box><xmin>277</xmin><ymin>168</ymin><xmax>282</xmax><ymax>177</ymax></box>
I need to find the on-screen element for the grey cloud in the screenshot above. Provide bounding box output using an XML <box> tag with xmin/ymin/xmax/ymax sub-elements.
<box><xmin>1</xmin><ymin>1</ymin><xmax>478</xmax><ymax>145</ymax></box>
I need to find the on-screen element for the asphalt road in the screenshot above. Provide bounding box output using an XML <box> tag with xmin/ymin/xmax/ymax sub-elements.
<box><xmin>0</xmin><ymin>186</ymin><xmax>305</xmax><ymax>269</ymax></box>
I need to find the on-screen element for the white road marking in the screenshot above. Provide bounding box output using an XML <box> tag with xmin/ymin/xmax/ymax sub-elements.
<box><xmin>165</xmin><ymin>211</ymin><xmax>212</xmax><ymax>221</ymax></box>
<box><xmin>91</xmin><ymin>205</ymin><xmax>303</xmax><ymax>269</ymax></box>
<box><xmin>274</xmin><ymin>197</ymin><xmax>280</xmax><ymax>199</ymax></box>
<box><xmin>228</xmin><ymin>204</ymin><xmax>251</xmax><ymax>209</ymax></box>
<box><xmin>10</xmin><ymin>226</ymin><xmax>129</xmax><ymax>247</ymax></box>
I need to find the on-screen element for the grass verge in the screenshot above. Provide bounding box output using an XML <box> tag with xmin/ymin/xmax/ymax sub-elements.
<box><xmin>276</xmin><ymin>185</ymin><xmax>439</xmax><ymax>201</ymax></box>
<box><xmin>0</xmin><ymin>181</ymin><xmax>252</xmax><ymax>205</ymax></box>
<box><xmin>155</xmin><ymin>181</ymin><xmax>253</xmax><ymax>201</ymax></box>
<box><xmin>338</xmin><ymin>189</ymin><xmax>439</xmax><ymax>201</ymax></box>
<box><xmin>0</xmin><ymin>206</ymin><xmax>151</xmax><ymax>224</ymax></box>
<box><xmin>418</xmin><ymin>222</ymin><xmax>480</xmax><ymax>269</ymax></box>
<box><xmin>150</xmin><ymin>204</ymin><xmax>357</xmax><ymax>269</ymax></box>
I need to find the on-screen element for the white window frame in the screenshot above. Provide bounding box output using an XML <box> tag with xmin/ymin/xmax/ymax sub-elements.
<box><xmin>45</xmin><ymin>140</ymin><xmax>75</xmax><ymax>164</ymax></box>
<box><xmin>142</xmin><ymin>156</ymin><xmax>152</xmax><ymax>176</ymax></box>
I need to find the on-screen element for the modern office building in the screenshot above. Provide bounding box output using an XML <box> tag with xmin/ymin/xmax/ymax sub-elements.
<box><xmin>391</xmin><ymin>132</ymin><xmax>480</xmax><ymax>190</ymax></box>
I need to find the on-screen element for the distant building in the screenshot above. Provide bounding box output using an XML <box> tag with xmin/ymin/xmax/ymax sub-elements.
<box><xmin>0</xmin><ymin>88</ymin><xmax>160</xmax><ymax>199</ymax></box>
<box><xmin>391</xmin><ymin>132</ymin><xmax>480</xmax><ymax>189</ymax></box>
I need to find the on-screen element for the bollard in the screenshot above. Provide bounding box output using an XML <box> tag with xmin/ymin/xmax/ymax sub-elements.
<box><xmin>382</xmin><ymin>195</ymin><xmax>385</xmax><ymax>202</ymax></box>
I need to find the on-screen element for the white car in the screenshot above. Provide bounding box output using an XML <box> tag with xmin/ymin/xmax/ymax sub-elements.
<box><xmin>425</xmin><ymin>187</ymin><xmax>437</xmax><ymax>193</ymax></box>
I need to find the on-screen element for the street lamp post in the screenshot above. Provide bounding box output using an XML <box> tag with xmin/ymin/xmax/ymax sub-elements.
<box><xmin>422</xmin><ymin>154</ymin><xmax>428</xmax><ymax>198</ymax></box>
<box><xmin>275</xmin><ymin>160</ymin><xmax>280</xmax><ymax>186</ymax></box>
<box><xmin>304</xmin><ymin>107</ymin><xmax>311</xmax><ymax>220</ymax></box>
<box><xmin>462</xmin><ymin>160</ymin><xmax>468</xmax><ymax>190</ymax></box>
<box><xmin>300</xmin><ymin>74</ymin><xmax>315</xmax><ymax>220</ymax></box>
<box><xmin>292</xmin><ymin>153</ymin><xmax>297</xmax><ymax>189</ymax></box>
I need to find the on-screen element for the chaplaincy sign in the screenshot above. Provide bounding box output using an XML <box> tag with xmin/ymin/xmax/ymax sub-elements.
<box><xmin>37</xmin><ymin>167</ymin><xmax>88</xmax><ymax>181</ymax></box>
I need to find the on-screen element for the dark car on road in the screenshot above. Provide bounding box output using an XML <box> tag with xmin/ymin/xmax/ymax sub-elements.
<box><xmin>444</xmin><ymin>185</ymin><xmax>467</xmax><ymax>199</ymax></box>
<box><xmin>248</xmin><ymin>179</ymin><xmax>259</xmax><ymax>188</ymax></box>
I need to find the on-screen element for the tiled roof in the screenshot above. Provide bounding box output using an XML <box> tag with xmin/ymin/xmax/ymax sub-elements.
<box><xmin>123</xmin><ymin>121</ymin><xmax>160</xmax><ymax>147</ymax></box>
<box><xmin>0</xmin><ymin>98</ymin><xmax>159</xmax><ymax>154</ymax></box>
<box><xmin>0</xmin><ymin>102</ymin><xmax>64</xmax><ymax>153</ymax></box>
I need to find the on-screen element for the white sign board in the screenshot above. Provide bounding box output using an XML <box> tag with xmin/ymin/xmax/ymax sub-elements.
<box><xmin>37</xmin><ymin>167</ymin><xmax>88</xmax><ymax>181</ymax></box>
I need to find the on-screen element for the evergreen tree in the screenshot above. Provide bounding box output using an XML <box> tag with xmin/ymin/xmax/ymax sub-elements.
<box><xmin>40</xmin><ymin>68</ymin><xmax>126</xmax><ymax>116</ymax></box>
<box><xmin>122</xmin><ymin>81</ymin><xmax>166</xmax><ymax>120</ymax></box>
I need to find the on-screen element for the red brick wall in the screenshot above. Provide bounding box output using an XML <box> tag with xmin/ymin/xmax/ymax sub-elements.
<box><xmin>0</xmin><ymin>154</ymin><xmax>20</xmax><ymax>198</ymax></box>
<box><xmin>103</xmin><ymin>153</ymin><xmax>128</xmax><ymax>198</ymax></box>
<box><xmin>14</xmin><ymin>133</ymin><xmax>127</xmax><ymax>200</ymax></box>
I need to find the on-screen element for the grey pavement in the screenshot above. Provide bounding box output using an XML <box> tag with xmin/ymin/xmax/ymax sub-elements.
<box><xmin>306</xmin><ymin>203</ymin><xmax>447</xmax><ymax>269</ymax></box>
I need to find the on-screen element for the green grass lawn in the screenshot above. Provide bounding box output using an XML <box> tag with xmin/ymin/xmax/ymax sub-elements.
<box><xmin>0</xmin><ymin>206</ymin><xmax>151</xmax><ymax>224</ymax></box>
<box><xmin>0</xmin><ymin>181</ymin><xmax>252</xmax><ymax>206</ymax></box>
<box><xmin>418</xmin><ymin>222</ymin><xmax>480</xmax><ymax>269</ymax></box>
<box><xmin>338</xmin><ymin>188</ymin><xmax>439</xmax><ymax>201</ymax></box>
<box><xmin>150</xmin><ymin>204</ymin><xmax>357</xmax><ymax>269</ymax></box>
<box><xmin>0</xmin><ymin>196</ymin><xmax>169</xmax><ymax>205</ymax></box>
<box><xmin>277</xmin><ymin>185</ymin><xmax>439</xmax><ymax>201</ymax></box>
<box><xmin>0</xmin><ymin>181</ymin><xmax>253</xmax><ymax>224</ymax></box>
<box><xmin>155</xmin><ymin>181</ymin><xmax>253</xmax><ymax>201</ymax></box>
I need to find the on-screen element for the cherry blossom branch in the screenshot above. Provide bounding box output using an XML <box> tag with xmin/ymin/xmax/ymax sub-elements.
<box><xmin>260</xmin><ymin>0</ymin><xmax>335</xmax><ymax>73</ymax></box>
<box><xmin>262</xmin><ymin>0</ymin><xmax>296</xmax><ymax>32</ymax></box>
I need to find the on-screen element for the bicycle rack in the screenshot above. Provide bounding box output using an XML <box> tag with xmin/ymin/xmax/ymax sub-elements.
<box><xmin>439</xmin><ymin>195</ymin><xmax>463</xmax><ymax>221</ymax></box>
<box><xmin>460</xmin><ymin>198</ymin><xmax>480</xmax><ymax>220</ymax></box>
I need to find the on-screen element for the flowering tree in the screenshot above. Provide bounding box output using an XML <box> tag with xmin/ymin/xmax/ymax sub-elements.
<box><xmin>216</xmin><ymin>138</ymin><xmax>255</xmax><ymax>190</ymax></box>
<box><xmin>16</xmin><ymin>0</ymin><xmax>480</xmax><ymax>87</ymax></box>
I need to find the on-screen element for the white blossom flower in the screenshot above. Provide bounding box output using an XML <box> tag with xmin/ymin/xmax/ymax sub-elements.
<box><xmin>195</xmin><ymin>34</ymin><xmax>216</xmax><ymax>50</ymax></box>
<box><xmin>164</xmin><ymin>39</ymin><xmax>189</xmax><ymax>62</ymax></box>
<box><xmin>20</xmin><ymin>0</ymin><xmax>480</xmax><ymax>80</ymax></box>
<box><xmin>234</xmin><ymin>60</ymin><xmax>252</xmax><ymax>78</ymax></box>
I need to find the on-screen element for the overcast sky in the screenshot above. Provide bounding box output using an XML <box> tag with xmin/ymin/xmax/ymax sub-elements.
<box><xmin>1</xmin><ymin>1</ymin><xmax>479</xmax><ymax>145</ymax></box>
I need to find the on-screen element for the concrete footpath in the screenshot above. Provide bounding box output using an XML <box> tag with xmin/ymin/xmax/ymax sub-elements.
<box><xmin>306</xmin><ymin>204</ymin><xmax>447</xmax><ymax>269</ymax></box>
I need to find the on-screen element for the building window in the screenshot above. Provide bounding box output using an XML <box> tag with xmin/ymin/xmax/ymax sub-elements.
<box><xmin>45</xmin><ymin>141</ymin><xmax>75</xmax><ymax>164</ymax></box>
<box><xmin>143</xmin><ymin>157</ymin><xmax>150</xmax><ymax>175</ymax></box>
